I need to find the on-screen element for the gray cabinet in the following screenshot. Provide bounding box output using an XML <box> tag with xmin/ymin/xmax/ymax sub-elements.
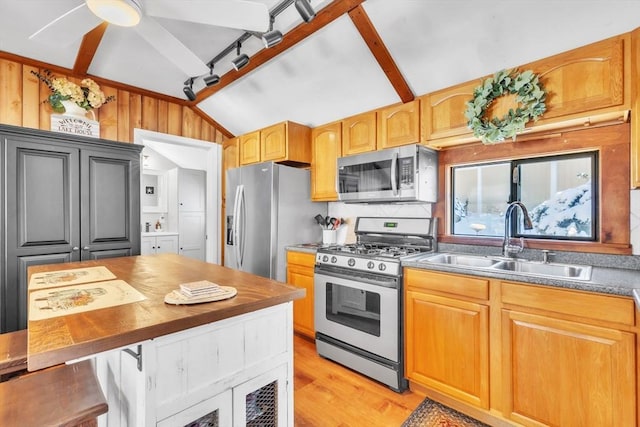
<box><xmin>2</xmin><ymin>125</ymin><xmax>141</xmax><ymax>332</ymax></box>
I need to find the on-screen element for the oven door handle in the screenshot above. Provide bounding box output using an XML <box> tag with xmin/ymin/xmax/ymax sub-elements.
<box><xmin>314</xmin><ymin>269</ymin><xmax>398</xmax><ymax>289</ymax></box>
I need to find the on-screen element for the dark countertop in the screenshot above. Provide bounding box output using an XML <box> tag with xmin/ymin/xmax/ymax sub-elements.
<box><xmin>27</xmin><ymin>254</ymin><xmax>305</xmax><ymax>371</ymax></box>
<box><xmin>403</xmin><ymin>254</ymin><xmax>640</xmax><ymax>300</ymax></box>
<box><xmin>286</xmin><ymin>243</ymin><xmax>325</xmax><ymax>254</ymax></box>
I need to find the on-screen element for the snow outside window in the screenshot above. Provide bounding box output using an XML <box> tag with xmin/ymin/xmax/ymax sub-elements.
<box><xmin>452</xmin><ymin>152</ymin><xmax>597</xmax><ymax>241</ymax></box>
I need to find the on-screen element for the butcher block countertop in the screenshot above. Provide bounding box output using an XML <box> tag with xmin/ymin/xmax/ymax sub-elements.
<box><xmin>27</xmin><ymin>254</ymin><xmax>305</xmax><ymax>372</ymax></box>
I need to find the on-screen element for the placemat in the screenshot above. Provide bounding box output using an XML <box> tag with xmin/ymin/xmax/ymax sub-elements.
<box><xmin>29</xmin><ymin>280</ymin><xmax>146</xmax><ymax>321</ymax></box>
<box><xmin>29</xmin><ymin>266</ymin><xmax>117</xmax><ymax>290</ymax></box>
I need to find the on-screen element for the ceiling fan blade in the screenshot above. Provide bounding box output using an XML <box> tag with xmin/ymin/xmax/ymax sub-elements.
<box><xmin>145</xmin><ymin>0</ymin><xmax>270</xmax><ymax>32</ymax></box>
<box><xmin>29</xmin><ymin>3</ymin><xmax>103</xmax><ymax>46</ymax></box>
<box><xmin>135</xmin><ymin>17</ymin><xmax>209</xmax><ymax>76</ymax></box>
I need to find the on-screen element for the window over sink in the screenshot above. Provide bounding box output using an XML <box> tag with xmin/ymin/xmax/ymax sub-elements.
<box><xmin>451</xmin><ymin>151</ymin><xmax>598</xmax><ymax>241</ymax></box>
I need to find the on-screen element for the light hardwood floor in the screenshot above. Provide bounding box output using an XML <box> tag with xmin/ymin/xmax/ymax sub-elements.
<box><xmin>293</xmin><ymin>334</ymin><xmax>424</xmax><ymax>426</ymax></box>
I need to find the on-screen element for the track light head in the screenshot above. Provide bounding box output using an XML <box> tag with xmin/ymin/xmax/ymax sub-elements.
<box><xmin>183</xmin><ymin>78</ymin><xmax>196</xmax><ymax>101</ymax></box>
<box><xmin>262</xmin><ymin>29</ymin><xmax>283</xmax><ymax>48</ymax></box>
<box><xmin>295</xmin><ymin>0</ymin><xmax>315</xmax><ymax>23</ymax></box>
<box><xmin>203</xmin><ymin>65</ymin><xmax>220</xmax><ymax>86</ymax></box>
<box><xmin>232</xmin><ymin>53</ymin><xmax>250</xmax><ymax>71</ymax></box>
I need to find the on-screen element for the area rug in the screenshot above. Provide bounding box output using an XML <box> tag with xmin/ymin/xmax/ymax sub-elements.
<box><xmin>402</xmin><ymin>397</ymin><xmax>489</xmax><ymax>427</ymax></box>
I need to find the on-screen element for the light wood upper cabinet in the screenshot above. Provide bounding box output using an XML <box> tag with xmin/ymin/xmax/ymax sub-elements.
<box><xmin>239</xmin><ymin>121</ymin><xmax>311</xmax><ymax>166</ymax></box>
<box><xmin>500</xmin><ymin>281</ymin><xmax>636</xmax><ymax>426</ymax></box>
<box><xmin>261</xmin><ymin>122</ymin><xmax>287</xmax><ymax>161</ymax></box>
<box><xmin>423</xmin><ymin>33</ymin><xmax>630</xmax><ymax>148</ymax></box>
<box><xmin>286</xmin><ymin>250</ymin><xmax>316</xmax><ymax>339</ymax></box>
<box><xmin>404</xmin><ymin>268</ymin><xmax>490</xmax><ymax>409</ymax></box>
<box><xmin>533</xmin><ymin>34</ymin><xmax>627</xmax><ymax>121</ymax></box>
<box><xmin>420</xmin><ymin>81</ymin><xmax>477</xmax><ymax>147</ymax></box>
<box><xmin>342</xmin><ymin>111</ymin><xmax>377</xmax><ymax>155</ymax></box>
<box><xmin>311</xmin><ymin>121</ymin><xmax>341</xmax><ymax>201</ymax></box>
<box><xmin>239</xmin><ymin>130</ymin><xmax>261</xmax><ymax>165</ymax></box>
<box><xmin>377</xmin><ymin>100</ymin><xmax>420</xmax><ymax>149</ymax></box>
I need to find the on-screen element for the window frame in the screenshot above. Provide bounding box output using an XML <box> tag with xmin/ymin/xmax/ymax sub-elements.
<box><xmin>450</xmin><ymin>151</ymin><xmax>599</xmax><ymax>242</ymax></box>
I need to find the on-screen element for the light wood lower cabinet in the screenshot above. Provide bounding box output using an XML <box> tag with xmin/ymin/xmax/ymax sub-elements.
<box><xmin>404</xmin><ymin>269</ymin><xmax>490</xmax><ymax>409</ymax></box>
<box><xmin>500</xmin><ymin>281</ymin><xmax>636</xmax><ymax>427</ymax></box>
<box><xmin>404</xmin><ymin>268</ymin><xmax>638</xmax><ymax>426</ymax></box>
<box><xmin>286</xmin><ymin>251</ymin><xmax>316</xmax><ymax>338</ymax></box>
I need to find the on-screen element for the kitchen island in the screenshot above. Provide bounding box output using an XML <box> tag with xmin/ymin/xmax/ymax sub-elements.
<box><xmin>27</xmin><ymin>254</ymin><xmax>304</xmax><ymax>426</ymax></box>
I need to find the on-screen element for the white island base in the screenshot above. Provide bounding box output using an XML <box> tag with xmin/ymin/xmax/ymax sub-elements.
<box><xmin>94</xmin><ymin>303</ymin><xmax>294</xmax><ymax>426</ymax></box>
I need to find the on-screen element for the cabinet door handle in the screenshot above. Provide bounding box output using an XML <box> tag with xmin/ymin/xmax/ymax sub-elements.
<box><xmin>72</xmin><ymin>246</ymin><xmax>79</xmax><ymax>252</ymax></box>
<box><xmin>83</xmin><ymin>246</ymin><xmax>90</xmax><ymax>251</ymax></box>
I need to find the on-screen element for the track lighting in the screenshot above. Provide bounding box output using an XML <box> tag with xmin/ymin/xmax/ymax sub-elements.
<box><xmin>261</xmin><ymin>15</ymin><xmax>283</xmax><ymax>48</ymax></box>
<box><xmin>183</xmin><ymin>78</ymin><xmax>196</xmax><ymax>101</ymax></box>
<box><xmin>203</xmin><ymin>65</ymin><xmax>220</xmax><ymax>86</ymax></box>
<box><xmin>295</xmin><ymin>0</ymin><xmax>315</xmax><ymax>23</ymax></box>
<box><xmin>232</xmin><ymin>41</ymin><xmax>250</xmax><ymax>71</ymax></box>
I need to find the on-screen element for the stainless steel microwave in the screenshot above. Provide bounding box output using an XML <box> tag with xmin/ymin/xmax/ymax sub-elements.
<box><xmin>337</xmin><ymin>144</ymin><xmax>438</xmax><ymax>203</ymax></box>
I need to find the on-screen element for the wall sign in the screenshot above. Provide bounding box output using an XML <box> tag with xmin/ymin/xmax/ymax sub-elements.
<box><xmin>51</xmin><ymin>114</ymin><xmax>100</xmax><ymax>138</ymax></box>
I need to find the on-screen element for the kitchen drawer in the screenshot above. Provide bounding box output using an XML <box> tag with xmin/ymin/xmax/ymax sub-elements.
<box><xmin>500</xmin><ymin>281</ymin><xmax>635</xmax><ymax>326</ymax></box>
<box><xmin>287</xmin><ymin>251</ymin><xmax>316</xmax><ymax>267</ymax></box>
<box><xmin>405</xmin><ymin>268</ymin><xmax>489</xmax><ymax>301</ymax></box>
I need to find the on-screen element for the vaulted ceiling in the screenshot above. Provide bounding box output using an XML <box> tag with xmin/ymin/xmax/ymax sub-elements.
<box><xmin>1</xmin><ymin>0</ymin><xmax>640</xmax><ymax>138</ymax></box>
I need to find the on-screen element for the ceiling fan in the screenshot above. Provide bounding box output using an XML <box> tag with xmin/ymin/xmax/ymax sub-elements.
<box><xmin>29</xmin><ymin>0</ymin><xmax>270</xmax><ymax>76</ymax></box>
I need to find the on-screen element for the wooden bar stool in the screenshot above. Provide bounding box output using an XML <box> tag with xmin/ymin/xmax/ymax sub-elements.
<box><xmin>0</xmin><ymin>359</ymin><xmax>107</xmax><ymax>426</ymax></box>
<box><xmin>0</xmin><ymin>330</ymin><xmax>27</xmax><ymax>378</ymax></box>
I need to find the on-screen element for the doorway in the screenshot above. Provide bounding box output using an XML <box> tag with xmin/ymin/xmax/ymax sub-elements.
<box><xmin>134</xmin><ymin>129</ymin><xmax>221</xmax><ymax>264</ymax></box>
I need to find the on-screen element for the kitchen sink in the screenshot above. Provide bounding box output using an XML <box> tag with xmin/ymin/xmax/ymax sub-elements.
<box><xmin>492</xmin><ymin>260</ymin><xmax>592</xmax><ymax>281</ymax></box>
<box><xmin>418</xmin><ymin>253</ymin><xmax>592</xmax><ymax>281</ymax></box>
<box><xmin>420</xmin><ymin>253</ymin><xmax>501</xmax><ymax>268</ymax></box>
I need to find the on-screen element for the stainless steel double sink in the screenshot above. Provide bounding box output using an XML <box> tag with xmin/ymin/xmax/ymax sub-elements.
<box><xmin>418</xmin><ymin>253</ymin><xmax>592</xmax><ymax>281</ymax></box>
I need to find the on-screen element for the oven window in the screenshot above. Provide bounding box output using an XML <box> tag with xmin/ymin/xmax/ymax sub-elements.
<box><xmin>325</xmin><ymin>283</ymin><xmax>381</xmax><ymax>336</ymax></box>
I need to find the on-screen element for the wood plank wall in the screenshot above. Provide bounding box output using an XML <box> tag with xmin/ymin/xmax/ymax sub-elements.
<box><xmin>0</xmin><ymin>58</ymin><xmax>228</xmax><ymax>144</ymax></box>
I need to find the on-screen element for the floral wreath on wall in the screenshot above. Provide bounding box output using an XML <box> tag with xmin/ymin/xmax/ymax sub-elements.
<box><xmin>31</xmin><ymin>69</ymin><xmax>115</xmax><ymax>114</ymax></box>
<box><xmin>464</xmin><ymin>69</ymin><xmax>546</xmax><ymax>144</ymax></box>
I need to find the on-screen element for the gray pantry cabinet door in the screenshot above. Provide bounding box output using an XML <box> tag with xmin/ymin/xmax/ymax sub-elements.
<box><xmin>5</xmin><ymin>137</ymin><xmax>80</xmax><ymax>332</ymax></box>
<box><xmin>80</xmin><ymin>149</ymin><xmax>140</xmax><ymax>260</ymax></box>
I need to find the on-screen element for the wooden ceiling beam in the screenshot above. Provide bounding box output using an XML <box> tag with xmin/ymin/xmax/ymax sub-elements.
<box><xmin>348</xmin><ymin>5</ymin><xmax>414</xmax><ymax>103</ymax></box>
<box><xmin>73</xmin><ymin>22</ymin><xmax>108</xmax><ymax>76</ymax></box>
<box><xmin>192</xmin><ymin>0</ymin><xmax>366</xmax><ymax>104</ymax></box>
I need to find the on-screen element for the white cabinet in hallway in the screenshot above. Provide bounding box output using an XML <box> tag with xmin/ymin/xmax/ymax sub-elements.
<box><xmin>141</xmin><ymin>232</ymin><xmax>179</xmax><ymax>255</ymax></box>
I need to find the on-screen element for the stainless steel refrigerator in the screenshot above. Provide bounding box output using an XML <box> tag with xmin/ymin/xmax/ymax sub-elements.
<box><xmin>225</xmin><ymin>162</ymin><xmax>326</xmax><ymax>282</ymax></box>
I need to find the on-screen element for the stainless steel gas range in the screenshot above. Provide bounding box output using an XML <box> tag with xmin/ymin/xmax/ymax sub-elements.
<box><xmin>314</xmin><ymin>216</ymin><xmax>437</xmax><ymax>392</ymax></box>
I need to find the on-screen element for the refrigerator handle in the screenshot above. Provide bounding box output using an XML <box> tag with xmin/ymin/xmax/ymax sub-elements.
<box><xmin>232</xmin><ymin>185</ymin><xmax>242</xmax><ymax>269</ymax></box>
<box><xmin>391</xmin><ymin>151</ymin><xmax>398</xmax><ymax>196</ymax></box>
<box><xmin>237</xmin><ymin>184</ymin><xmax>246</xmax><ymax>268</ymax></box>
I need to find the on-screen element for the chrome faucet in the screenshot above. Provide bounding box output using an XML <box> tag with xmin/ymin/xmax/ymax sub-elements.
<box><xmin>503</xmin><ymin>201</ymin><xmax>533</xmax><ymax>257</ymax></box>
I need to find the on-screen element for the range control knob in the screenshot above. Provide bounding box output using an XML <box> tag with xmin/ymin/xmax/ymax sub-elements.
<box><xmin>378</xmin><ymin>263</ymin><xmax>387</xmax><ymax>271</ymax></box>
<box><xmin>348</xmin><ymin>258</ymin><xmax>356</xmax><ymax>267</ymax></box>
<box><xmin>367</xmin><ymin>261</ymin><xmax>375</xmax><ymax>270</ymax></box>
<box><xmin>331</xmin><ymin>256</ymin><xmax>337</xmax><ymax>264</ymax></box>
<box><xmin>322</xmin><ymin>255</ymin><xmax>329</xmax><ymax>262</ymax></box>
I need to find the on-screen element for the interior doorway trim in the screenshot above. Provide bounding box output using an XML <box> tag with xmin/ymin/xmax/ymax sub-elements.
<box><xmin>134</xmin><ymin>129</ymin><xmax>221</xmax><ymax>264</ymax></box>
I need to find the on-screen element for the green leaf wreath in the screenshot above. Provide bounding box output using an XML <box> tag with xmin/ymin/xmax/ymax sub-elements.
<box><xmin>464</xmin><ymin>69</ymin><xmax>546</xmax><ymax>144</ymax></box>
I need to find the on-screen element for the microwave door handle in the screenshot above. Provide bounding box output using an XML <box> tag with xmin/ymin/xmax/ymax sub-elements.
<box><xmin>391</xmin><ymin>152</ymin><xmax>398</xmax><ymax>195</ymax></box>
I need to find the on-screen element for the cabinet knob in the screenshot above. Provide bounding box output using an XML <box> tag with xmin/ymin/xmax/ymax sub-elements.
<box><xmin>72</xmin><ymin>246</ymin><xmax>79</xmax><ymax>252</ymax></box>
<box><xmin>83</xmin><ymin>246</ymin><xmax>90</xmax><ymax>251</ymax></box>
